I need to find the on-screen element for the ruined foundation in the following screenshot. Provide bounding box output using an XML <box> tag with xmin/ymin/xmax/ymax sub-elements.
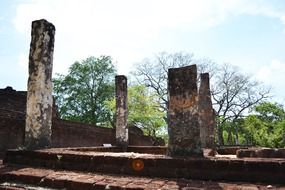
<box><xmin>1</xmin><ymin>20</ymin><xmax>285</xmax><ymax>189</ymax></box>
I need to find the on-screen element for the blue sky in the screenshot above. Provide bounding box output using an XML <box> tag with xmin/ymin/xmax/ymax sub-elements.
<box><xmin>1</xmin><ymin>0</ymin><xmax>285</xmax><ymax>103</ymax></box>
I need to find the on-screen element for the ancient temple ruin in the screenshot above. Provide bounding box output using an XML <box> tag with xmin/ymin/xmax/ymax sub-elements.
<box><xmin>1</xmin><ymin>19</ymin><xmax>284</xmax><ymax>190</ymax></box>
<box><xmin>3</xmin><ymin>19</ymin><xmax>217</xmax><ymax>154</ymax></box>
<box><xmin>167</xmin><ymin>65</ymin><xmax>216</xmax><ymax>156</ymax></box>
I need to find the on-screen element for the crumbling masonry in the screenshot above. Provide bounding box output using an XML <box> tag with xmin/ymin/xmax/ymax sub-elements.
<box><xmin>115</xmin><ymin>75</ymin><xmax>128</xmax><ymax>149</ymax></box>
<box><xmin>167</xmin><ymin>65</ymin><xmax>215</xmax><ymax>156</ymax></box>
<box><xmin>168</xmin><ymin>65</ymin><xmax>203</xmax><ymax>156</ymax></box>
<box><xmin>24</xmin><ymin>19</ymin><xmax>55</xmax><ymax>150</ymax></box>
<box><xmin>198</xmin><ymin>73</ymin><xmax>215</xmax><ymax>149</ymax></box>
<box><xmin>22</xmin><ymin>19</ymin><xmax>215</xmax><ymax>154</ymax></box>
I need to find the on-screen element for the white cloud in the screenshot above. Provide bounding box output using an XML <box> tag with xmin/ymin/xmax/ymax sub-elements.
<box><xmin>256</xmin><ymin>59</ymin><xmax>285</xmax><ymax>83</ymax></box>
<box><xmin>13</xmin><ymin>0</ymin><xmax>241</xmax><ymax>34</ymax></box>
<box><xmin>256</xmin><ymin>59</ymin><xmax>285</xmax><ymax>101</ymax></box>
<box><xmin>256</xmin><ymin>59</ymin><xmax>285</xmax><ymax>82</ymax></box>
<box><xmin>12</xmin><ymin>0</ymin><xmax>285</xmax><ymax>76</ymax></box>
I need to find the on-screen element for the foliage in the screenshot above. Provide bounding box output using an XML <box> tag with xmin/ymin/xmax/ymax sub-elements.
<box><xmin>132</xmin><ymin>52</ymin><xmax>270</xmax><ymax>145</ymax></box>
<box><xmin>53</xmin><ymin>56</ymin><xmax>116</xmax><ymax>126</ymax></box>
<box><xmin>241</xmin><ymin>102</ymin><xmax>285</xmax><ymax>147</ymax></box>
<box><xmin>128</xmin><ymin>85</ymin><xmax>166</xmax><ymax>137</ymax></box>
<box><xmin>106</xmin><ymin>85</ymin><xmax>166</xmax><ymax>137</ymax></box>
<box><xmin>212</xmin><ymin>64</ymin><xmax>270</xmax><ymax>145</ymax></box>
<box><xmin>132</xmin><ymin>52</ymin><xmax>216</xmax><ymax>111</ymax></box>
<box><xmin>51</xmin><ymin>53</ymin><xmax>283</xmax><ymax>147</ymax></box>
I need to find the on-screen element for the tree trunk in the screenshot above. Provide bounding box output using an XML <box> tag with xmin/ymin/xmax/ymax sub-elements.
<box><xmin>227</xmin><ymin>128</ymin><xmax>233</xmax><ymax>145</ymax></box>
<box><xmin>234</xmin><ymin>127</ymin><xmax>239</xmax><ymax>145</ymax></box>
<box><xmin>217</xmin><ymin>126</ymin><xmax>224</xmax><ymax>145</ymax></box>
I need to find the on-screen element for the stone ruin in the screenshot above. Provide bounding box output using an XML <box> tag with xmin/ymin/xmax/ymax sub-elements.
<box><xmin>0</xmin><ymin>86</ymin><xmax>162</xmax><ymax>153</ymax></box>
<box><xmin>22</xmin><ymin>20</ymin><xmax>159</xmax><ymax>151</ymax></box>
<box><xmin>167</xmin><ymin>65</ymin><xmax>216</xmax><ymax>157</ymax></box>
<box><xmin>25</xmin><ymin>19</ymin><xmax>55</xmax><ymax>150</ymax></box>
<box><xmin>168</xmin><ymin>65</ymin><xmax>201</xmax><ymax>156</ymax></box>
<box><xmin>0</xmin><ymin>19</ymin><xmax>162</xmax><ymax>153</ymax></box>
<box><xmin>1</xmin><ymin>19</ymin><xmax>284</xmax><ymax>189</ymax></box>
<box><xmin>20</xmin><ymin>19</ymin><xmax>216</xmax><ymax>154</ymax></box>
<box><xmin>198</xmin><ymin>73</ymin><xmax>216</xmax><ymax>149</ymax></box>
<box><xmin>115</xmin><ymin>75</ymin><xmax>128</xmax><ymax>149</ymax></box>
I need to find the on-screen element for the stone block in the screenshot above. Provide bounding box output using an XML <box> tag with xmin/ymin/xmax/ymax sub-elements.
<box><xmin>168</xmin><ymin>65</ymin><xmax>202</xmax><ymax>157</ymax></box>
<box><xmin>25</xmin><ymin>19</ymin><xmax>55</xmax><ymax>150</ymax></box>
<box><xmin>198</xmin><ymin>73</ymin><xmax>215</xmax><ymax>148</ymax></box>
<box><xmin>115</xmin><ymin>75</ymin><xmax>128</xmax><ymax>149</ymax></box>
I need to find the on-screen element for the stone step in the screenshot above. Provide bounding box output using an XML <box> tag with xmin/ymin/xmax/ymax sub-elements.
<box><xmin>0</xmin><ymin>163</ymin><xmax>282</xmax><ymax>190</ymax></box>
<box><xmin>3</xmin><ymin>148</ymin><xmax>285</xmax><ymax>184</ymax></box>
<box><xmin>237</xmin><ymin>148</ymin><xmax>285</xmax><ymax>158</ymax></box>
<box><xmin>0</xmin><ymin>182</ymin><xmax>57</xmax><ymax>190</ymax></box>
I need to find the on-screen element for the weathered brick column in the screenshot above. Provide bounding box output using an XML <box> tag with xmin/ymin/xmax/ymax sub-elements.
<box><xmin>198</xmin><ymin>73</ymin><xmax>215</xmax><ymax>149</ymax></box>
<box><xmin>168</xmin><ymin>65</ymin><xmax>202</xmax><ymax>156</ymax></box>
<box><xmin>115</xmin><ymin>75</ymin><xmax>128</xmax><ymax>149</ymax></box>
<box><xmin>25</xmin><ymin>19</ymin><xmax>55</xmax><ymax>150</ymax></box>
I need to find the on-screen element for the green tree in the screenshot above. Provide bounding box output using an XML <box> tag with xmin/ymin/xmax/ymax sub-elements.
<box><xmin>212</xmin><ymin>64</ymin><xmax>270</xmax><ymax>145</ymax></box>
<box><xmin>242</xmin><ymin>102</ymin><xmax>285</xmax><ymax>147</ymax></box>
<box><xmin>132</xmin><ymin>52</ymin><xmax>270</xmax><ymax>145</ymax></box>
<box><xmin>106</xmin><ymin>85</ymin><xmax>166</xmax><ymax>138</ymax></box>
<box><xmin>132</xmin><ymin>52</ymin><xmax>215</xmax><ymax>112</ymax></box>
<box><xmin>53</xmin><ymin>56</ymin><xmax>116</xmax><ymax>126</ymax></box>
<box><xmin>128</xmin><ymin>85</ymin><xmax>166</xmax><ymax>137</ymax></box>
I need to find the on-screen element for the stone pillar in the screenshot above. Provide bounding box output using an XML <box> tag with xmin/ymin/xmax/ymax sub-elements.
<box><xmin>25</xmin><ymin>19</ymin><xmax>55</xmax><ymax>150</ymax></box>
<box><xmin>168</xmin><ymin>65</ymin><xmax>202</xmax><ymax>157</ymax></box>
<box><xmin>115</xmin><ymin>75</ymin><xmax>128</xmax><ymax>149</ymax></box>
<box><xmin>198</xmin><ymin>73</ymin><xmax>215</xmax><ymax>149</ymax></box>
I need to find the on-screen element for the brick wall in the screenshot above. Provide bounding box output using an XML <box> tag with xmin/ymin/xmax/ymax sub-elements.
<box><xmin>52</xmin><ymin>119</ymin><xmax>160</xmax><ymax>147</ymax></box>
<box><xmin>0</xmin><ymin>86</ymin><xmax>59</xmax><ymax>119</ymax></box>
<box><xmin>52</xmin><ymin>119</ymin><xmax>115</xmax><ymax>147</ymax></box>
<box><xmin>0</xmin><ymin>87</ymin><xmax>164</xmax><ymax>152</ymax></box>
<box><xmin>0</xmin><ymin>112</ymin><xmax>162</xmax><ymax>152</ymax></box>
<box><xmin>0</xmin><ymin>110</ymin><xmax>25</xmax><ymax>151</ymax></box>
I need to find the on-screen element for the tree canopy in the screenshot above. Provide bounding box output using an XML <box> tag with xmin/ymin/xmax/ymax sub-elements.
<box><xmin>241</xmin><ymin>102</ymin><xmax>285</xmax><ymax>148</ymax></box>
<box><xmin>106</xmin><ymin>85</ymin><xmax>166</xmax><ymax>138</ymax></box>
<box><xmin>53</xmin><ymin>56</ymin><xmax>166</xmax><ymax>138</ymax></box>
<box><xmin>212</xmin><ymin>64</ymin><xmax>270</xmax><ymax>145</ymax></box>
<box><xmin>53</xmin><ymin>56</ymin><xmax>116</xmax><ymax>126</ymax></box>
<box><xmin>132</xmin><ymin>52</ymin><xmax>215</xmax><ymax>112</ymax></box>
<box><xmin>51</xmin><ymin>53</ymin><xmax>284</xmax><ymax>147</ymax></box>
<box><xmin>132</xmin><ymin>52</ymin><xmax>271</xmax><ymax>145</ymax></box>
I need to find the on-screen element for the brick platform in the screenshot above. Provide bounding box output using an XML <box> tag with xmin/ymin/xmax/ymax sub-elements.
<box><xmin>3</xmin><ymin>147</ymin><xmax>285</xmax><ymax>185</ymax></box>
<box><xmin>1</xmin><ymin>161</ymin><xmax>284</xmax><ymax>190</ymax></box>
<box><xmin>237</xmin><ymin>148</ymin><xmax>285</xmax><ymax>158</ymax></box>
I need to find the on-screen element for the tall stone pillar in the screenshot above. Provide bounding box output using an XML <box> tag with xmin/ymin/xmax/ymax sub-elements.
<box><xmin>168</xmin><ymin>65</ymin><xmax>202</xmax><ymax>157</ymax></box>
<box><xmin>25</xmin><ymin>19</ymin><xmax>55</xmax><ymax>150</ymax></box>
<box><xmin>198</xmin><ymin>73</ymin><xmax>215</xmax><ymax>149</ymax></box>
<box><xmin>115</xmin><ymin>75</ymin><xmax>128</xmax><ymax>149</ymax></box>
